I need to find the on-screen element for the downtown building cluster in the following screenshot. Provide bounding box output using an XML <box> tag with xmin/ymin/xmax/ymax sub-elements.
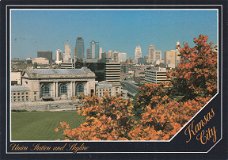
<box><xmin>11</xmin><ymin>36</ymin><xmax>181</xmax><ymax>103</ymax></box>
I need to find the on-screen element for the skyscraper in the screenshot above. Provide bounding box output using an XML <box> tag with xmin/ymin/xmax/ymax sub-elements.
<box><xmin>118</xmin><ymin>52</ymin><xmax>127</xmax><ymax>63</ymax></box>
<box><xmin>147</xmin><ymin>45</ymin><xmax>156</xmax><ymax>64</ymax></box>
<box><xmin>99</xmin><ymin>47</ymin><xmax>103</xmax><ymax>60</ymax></box>
<box><xmin>55</xmin><ymin>49</ymin><xmax>62</xmax><ymax>64</ymax></box>
<box><xmin>75</xmin><ymin>37</ymin><xmax>84</xmax><ymax>60</ymax></box>
<box><xmin>165</xmin><ymin>50</ymin><xmax>177</xmax><ymax>68</ymax></box>
<box><xmin>87</xmin><ymin>48</ymin><xmax>92</xmax><ymax>59</ymax></box>
<box><xmin>135</xmin><ymin>45</ymin><xmax>142</xmax><ymax>64</ymax></box>
<box><xmin>155</xmin><ymin>50</ymin><xmax>162</xmax><ymax>61</ymax></box>
<box><xmin>90</xmin><ymin>40</ymin><xmax>99</xmax><ymax>59</ymax></box>
<box><xmin>175</xmin><ymin>41</ymin><xmax>181</xmax><ymax>65</ymax></box>
<box><xmin>63</xmin><ymin>43</ymin><xmax>71</xmax><ymax>63</ymax></box>
<box><xmin>164</xmin><ymin>42</ymin><xmax>181</xmax><ymax>68</ymax></box>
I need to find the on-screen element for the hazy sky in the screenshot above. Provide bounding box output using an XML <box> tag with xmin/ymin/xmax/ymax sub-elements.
<box><xmin>11</xmin><ymin>9</ymin><xmax>218</xmax><ymax>59</ymax></box>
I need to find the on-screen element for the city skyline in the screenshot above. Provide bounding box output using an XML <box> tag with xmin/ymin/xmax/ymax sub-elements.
<box><xmin>11</xmin><ymin>9</ymin><xmax>218</xmax><ymax>59</ymax></box>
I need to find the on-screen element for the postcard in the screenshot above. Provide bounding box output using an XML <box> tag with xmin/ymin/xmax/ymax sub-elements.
<box><xmin>0</xmin><ymin>1</ymin><xmax>227</xmax><ymax>159</ymax></box>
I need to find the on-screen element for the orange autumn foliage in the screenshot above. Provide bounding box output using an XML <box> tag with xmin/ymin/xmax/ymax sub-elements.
<box><xmin>169</xmin><ymin>34</ymin><xmax>217</xmax><ymax>99</ymax></box>
<box><xmin>56</xmin><ymin>35</ymin><xmax>217</xmax><ymax>140</ymax></box>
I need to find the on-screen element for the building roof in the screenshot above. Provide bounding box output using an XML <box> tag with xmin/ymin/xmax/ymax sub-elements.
<box><xmin>23</xmin><ymin>67</ymin><xmax>96</xmax><ymax>79</ymax></box>
<box><xmin>11</xmin><ymin>85</ymin><xmax>30</xmax><ymax>92</ymax></box>
<box><xmin>146</xmin><ymin>67</ymin><xmax>166</xmax><ymax>72</ymax></box>
<box><xmin>96</xmin><ymin>81</ymin><xmax>113</xmax><ymax>89</ymax></box>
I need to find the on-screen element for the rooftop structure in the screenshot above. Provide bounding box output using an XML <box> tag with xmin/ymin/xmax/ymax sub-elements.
<box><xmin>23</xmin><ymin>67</ymin><xmax>95</xmax><ymax>79</ymax></box>
<box><xmin>11</xmin><ymin>85</ymin><xmax>30</xmax><ymax>92</ymax></box>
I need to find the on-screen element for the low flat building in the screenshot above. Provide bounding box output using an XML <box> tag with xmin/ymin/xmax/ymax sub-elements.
<box><xmin>96</xmin><ymin>81</ymin><xmax>122</xmax><ymax>97</ymax></box>
<box><xmin>32</xmin><ymin>57</ymin><xmax>49</xmax><ymax>65</ymax></box>
<box><xmin>145</xmin><ymin>67</ymin><xmax>168</xmax><ymax>83</ymax></box>
<box><xmin>11</xmin><ymin>86</ymin><xmax>30</xmax><ymax>102</ymax></box>
<box><xmin>60</xmin><ymin>62</ymin><xmax>75</xmax><ymax>69</ymax></box>
<box><xmin>60</xmin><ymin>62</ymin><xmax>74</xmax><ymax>69</ymax></box>
<box><xmin>20</xmin><ymin>67</ymin><xmax>96</xmax><ymax>101</ymax></box>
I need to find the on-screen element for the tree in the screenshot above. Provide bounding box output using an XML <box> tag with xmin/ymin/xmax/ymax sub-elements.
<box><xmin>56</xmin><ymin>96</ymin><xmax>136</xmax><ymax>140</ymax></box>
<box><xmin>56</xmin><ymin>35</ymin><xmax>217</xmax><ymax>140</ymax></box>
<box><xmin>169</xmin><ymin>35</ymin><xmax>217</xmax><ymax>100</ymax></box>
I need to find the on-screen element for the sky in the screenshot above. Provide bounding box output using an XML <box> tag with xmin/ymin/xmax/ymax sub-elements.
<box><xmin>11</xmin><ymin>9</ymin><xmax>218</xmax><ymax>59</ymax></box>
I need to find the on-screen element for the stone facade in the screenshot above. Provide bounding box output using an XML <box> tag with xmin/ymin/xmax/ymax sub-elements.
<box><xmin>20</xmin><ymin>67</ymin><xmax>96</xmax><ymax>101</ymax></box>
<box><xmin>11</xmin><ymin>86</ymin><xmax>30</xmax><ymax>102</ymax></box>
<box><xmin>11</xmin><ymin>71</ymin><xmax>22</xmax><ymax>85</ymax></box>
<box><xmin>95</xmin><ymin>81</ymin><xmax>122</xmax><ymax>97</ymax></box>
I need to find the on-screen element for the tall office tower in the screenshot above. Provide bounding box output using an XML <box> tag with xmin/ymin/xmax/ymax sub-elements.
<box><xmin>175</xmin><ymin>41</ymin><xmax>181</xmax><ymax>66</ymax></box>
<box><xmin>105</xmin><ymin>62</ymin><xmax>121</xmax><ymax>86</ymax></box>
<box><xmin>118</xmin><ymin>52</ymin><xmax>127</xmax><ymax>63</ymax></box>
<box><xmin>113</xmin><ymin>51</ymin><xmax>119</xmax><ymax>62</ymax></box>
<box><xmin>87</xmin><ymin>48</ymin><xmax>92</xmax><ymax>59</ymax></box>
<box><xmin>144</xmin><ymin>56</ymin><xmax>148</xmax><ymax>64</ymax></box>
<box><xmin>165</xmin><ymin>42</ymin><xmax>181</xmax><ymax>68</ymax></box>
<box><xmin>90</xmin><ymin>40</ymin><xmax>99</xmax><ymax>59</ymax></box>
<box><xmin>99</xmin><ymin>47</ymin><xmax>103</xmax><ymax>60</ymax></box>
<box><xmin>101</xmin><ymin>52</ymin><xmax>107</xmax><ymax>62</ymax></box>
<box><xmin>165</xmin><ymin>50</ymin><xmax>176</xmax><ymax>68</ymax></box>
<box><xmin>106</xmin><ymin>50</ymin><xmax>113</xmax><ymax>59</ymax></box>
<box><xmin>155</xmin><ymin>50</ymin><xmax>162</xmax><ymax>61</ymax></box>
<box><xmin>135</xmin><ymin>45</ymin><xmax>142</xmax><ymax>64</ymax></box>
<box><xmin>147</xmin><ymin>45</ymin><xmax>156</xmax><ymax>64</ymax></box>
<box><xmin>75</xmin><ymin>37</ymin><xmax>84</xmax><ymax>60</ymax></box>
<box><xmin>63</xmin><ymin>43</ymin><xmax>71</xmax><ymax>63</ymax></box>
<box><xmin>55</xmin><ymin>49</ymin><xmax>63</xmax><ymax>64</ymax></box>
<box><xmin>37</xmin><ymin>51</ymin><xmax>53</xmax><ymax>63</ymax></box>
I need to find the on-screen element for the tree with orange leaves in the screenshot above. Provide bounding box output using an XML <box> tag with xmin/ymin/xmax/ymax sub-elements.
<box><xmin>56</xmin><ymin>35</ymin><xmax>217</xmax><ymax>140</ymax></box>
<box><xmin>169</xmin><ymin>34</ymin><xmax>217</xmax><ymax>100</ymax></box>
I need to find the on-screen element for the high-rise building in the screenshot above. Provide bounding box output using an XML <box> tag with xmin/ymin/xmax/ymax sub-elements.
<box><xmin>138</xmin><ymin>57</ymin><xmax>145</xmax><ymax>65</ymax></box>
<box><xmin>107</xmin><ymin>50</ymin><xmax>113</xmax><ymax>59</ymax></box>
<box><xmin>113</xmin><ymin>51</ymin><xmax>119</xmax><ymax>62</ymax></box>
<box><xmin>101</xmin><ymin>52</ymin><xmax>107</xmax><ymax>63</ymax></box>
<box><xmin>90</xmin><ymin>40</ymin><xmax>99</xmax><ymax>59</ymax></box>
<box><xmin>135</xmin><ymin>45</ymin><xmax>142</xmax><ymax>64</ymax></box>
<box><xmin>155</xmin><ymin>50</ymin><xmax>162</xmax><ymax>61</ymax></box>
<box><xmin>165</xmin><ymin>42</ymin><xmax>181</xmax><ymax>68</ymax></box>
<box><xmin>118</xmin><ymin>52</ymin><xmax>127</xmax><ymax>63</ymax></box>
<box><xmin>99</xmin><ymin>47</ymin><xmax>103</xmax><ymax>60</ymax></box>
<box><xmin>87</xmin><ymin>48</ymin><xmax>91</xmax><ymax>59</ymax></box>
<box><xmin>55</xmin><ymin>49</ymin><xmax>62</xmax><ymax>64</ymax></box>
<box><xmin>175</xmin><ymin>41</ymin><xmax>181</xmax><ymax>65</ymax></box>
<box><xmin>37</xmin><ymin>51</ymin><xmax>52</xmax><ymax>63</ymax></box>
<box><xmin>75</xmin><ymin>37</ymin><xmax>84</xmax><ymax>60</ymax></box>
<box><xmin>145</xmin><ymin>67</ymin><xmax>168</xmax><ymax>83</ymax></box>
<box><xmin>63</xmin><ymin>43</ymin><xmax>71</xmax><ymax>63</ymax></box>
<box><xmin>147</xmin><ymin>45</ymin><xmax>156</xmax><ymax>64</ymax></box>
<box><xmin>105</xmin><ymin>62</ymin><xmax>121</xmax><ymax>86</ymax></box>
<box><xmin>165</xmin><ymin>50</ymin><xmax>177</xmax><ymax>68</ymax></box>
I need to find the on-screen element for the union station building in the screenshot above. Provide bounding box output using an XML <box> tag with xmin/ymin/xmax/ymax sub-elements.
<box><xmin>11</xmin><ymin>67</ymin><xmax>96</xmax><ymax>102</ymax></box>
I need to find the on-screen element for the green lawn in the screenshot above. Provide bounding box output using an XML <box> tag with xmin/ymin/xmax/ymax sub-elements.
<box><xmin>11</xmin><ymin>111</ymin><xmax>85</xmax><ymax>140</ymax></box>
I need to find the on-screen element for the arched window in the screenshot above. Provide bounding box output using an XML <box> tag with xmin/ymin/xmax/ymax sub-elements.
<box><xmin>41</xmin><ymin>83</ymin><xmax>50</xmax><ymax>97</ymax></box>
<box><xmin>59</xmin><ymin>83</ymin><xmax>68</xmax><ymax>96</ymax></box>
<box><xmin>76</xmin><ymin>83</ymin><xmax>84</xmax><ymax>96</ymax></box>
